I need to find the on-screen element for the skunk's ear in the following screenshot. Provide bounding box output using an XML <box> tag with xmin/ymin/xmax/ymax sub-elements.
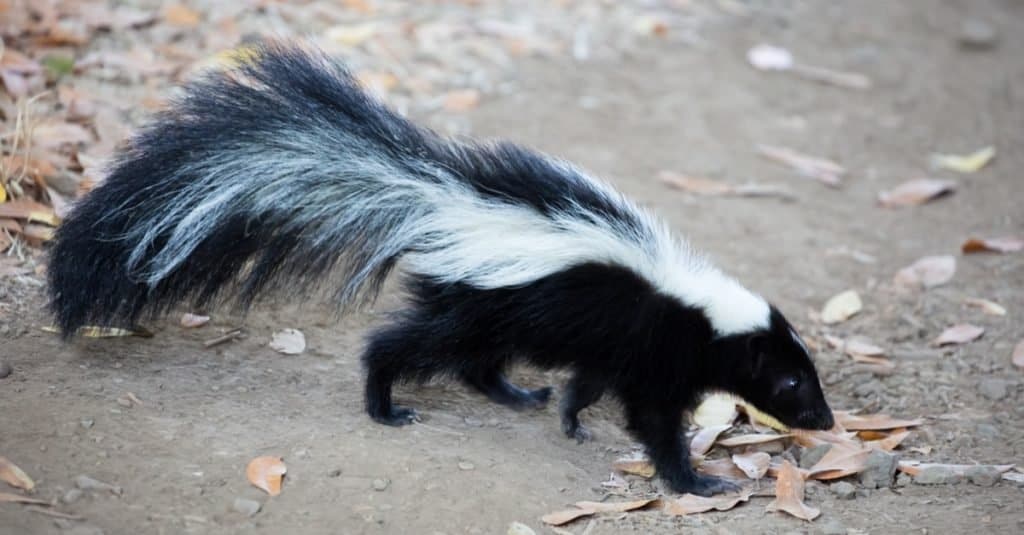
<box><xmin>744</xmin><ymin>334</ymin><xmax>767</xmax><ymax>377</ymax></box>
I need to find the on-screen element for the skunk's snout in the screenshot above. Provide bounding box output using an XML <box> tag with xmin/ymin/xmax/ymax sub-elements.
<box><xmin>796</xmin><ymin>408</ymin><xmax>835</xmax><ymax>431</ymax></box>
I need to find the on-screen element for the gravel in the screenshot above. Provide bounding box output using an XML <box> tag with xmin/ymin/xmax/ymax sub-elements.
<box><xmin>831</xmin><ymin>481</ymin><xmax>857</xmax><ymax>500</ymax></box>
<box><xmin>977</xmin><ymin>379</ymin><xmax>1009</xmax><ymax>401</ymax></box>
<box><xmin>914</xmin><ymin>466</ymin><xmax>963</xmax><ymax>485</ymax></box>
<box><xmin>859</xmin><ymin>451</ymin><xmax>898</xmax><ymax>489</ymax></box>
<box><xmin>233</xmin><ymin>497</ymin><xmax>261</xmax><ymax>517</ymax></box>
<box><xmin>958</xmin><ymin>19</ymin><xmax>998</xmax><ymax>49</ymax></box>
<box><xmin>965</xmin><ymin>466</ymin><xmax>1001</xmax><ymax>487</ymax></box>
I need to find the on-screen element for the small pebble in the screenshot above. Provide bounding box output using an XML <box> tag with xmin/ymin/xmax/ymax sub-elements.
<box><xmin>859</xmin><ymin>450</ymin><xmax>898</xmax><ymax>489</ymax></box>
<box><xmin>896</xmin><ymin>473</ymin><xmax>912</xmax><ymax>487</ymax></box>
<box><xmin>75</xmin><ymin>474</ymin><xmax>123</xmax><ymax>495</ymax></box>
<box><xmin>977</xmin><ymin>378</ymin><xmax>1009</xmax><ymax>401</ymax></box>
<box><xmin>232</xmin><ymin>497</ymin><xmax>261</xmax><ymax>517</ymax></box>
<box><xmin>959</xmin><ymin>19</ymin><xmax>998</xmax><ymax>49</ymax></box>
<box><xmin>62</xmin><ymin>488</ymin><xmax>84</xmax><ymax>504</ymax></box>
<box><xmin>831</xmin><ymin>481</ymin><xmax>856</xmax><ymax>500</ymax></box>
<box><xmin>327</xmin><ymin>469</ymin><xmax>342</xmax><ymax>478</ymax></box>
<box><xmin>507</xmin><ymin>521</ymin><xmax>537</xmax><ymax>535</ymax></box>
<box><xmin>80</xmin><ymin>419</ymin><xmax>95</xmax><ymax>429</ymax></box>
<box><xmin>0</xmin><ymin>361</ymin><xmax>12</xmax><ymax>379</ymax></box>
<box><xmin>372</xmin><ymin>478</ymin><xmax>389</xmax><ymax>491</ymax></box>
<box><xmin>116</xmin><ymin>397</ymin><xmax>132</xmax><ymax>408</ymax></box>
<box><xmin>458</xmin><ymin>461</ymin><xmax>475</xmax><ymax>471</ymax></box>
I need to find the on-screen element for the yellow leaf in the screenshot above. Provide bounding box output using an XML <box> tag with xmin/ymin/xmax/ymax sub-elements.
<box><xmin>0</xmin><ymin>183</ymin><xmax>6</xmax><ymax>203</ymax></box>
<box><xmin>930</xmin><ymin>146</ymin><xmax>995</xmax><ymax>173</ymax></box>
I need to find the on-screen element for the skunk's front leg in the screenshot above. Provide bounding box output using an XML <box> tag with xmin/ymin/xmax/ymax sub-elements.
<box><xmin>560</xmin><ymin>372</ymin><xmax>606</xmax><ymax>443</ymax></box>
<box><xmin>625</xmin><ymin>400</ymin><xmax>739</xmax><ymax>496</ymax></box>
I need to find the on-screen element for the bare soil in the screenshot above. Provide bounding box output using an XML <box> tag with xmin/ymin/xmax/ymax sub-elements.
<box><xmin>2</xmin><ymin>1</ymin><xmax>1023</xmax><ymax>534</ymax></box>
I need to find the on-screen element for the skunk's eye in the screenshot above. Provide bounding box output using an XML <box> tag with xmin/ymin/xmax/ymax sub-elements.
<box><xmin>784</xmin><ymin>376</ymin><xmax>800</xmax><ymax>390</ymax></box>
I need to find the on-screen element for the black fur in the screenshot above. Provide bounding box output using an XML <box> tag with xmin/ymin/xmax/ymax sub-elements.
<box><xmin>47</xmin><ymin>41</ymin><xmax>833</xmax><ymax>496</ymax></box>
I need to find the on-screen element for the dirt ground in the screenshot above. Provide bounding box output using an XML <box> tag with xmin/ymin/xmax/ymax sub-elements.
<box><xmin>2</xmin><ymin>1</ymin><xmax>1024</xmax><ymax>533</ymax></box>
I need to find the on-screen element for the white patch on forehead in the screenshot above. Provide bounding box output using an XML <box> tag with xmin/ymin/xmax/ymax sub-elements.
<box><xmin>790</xmin><ymin>327</ymin><xmax>809</xmax><ymax>354</ymax></box>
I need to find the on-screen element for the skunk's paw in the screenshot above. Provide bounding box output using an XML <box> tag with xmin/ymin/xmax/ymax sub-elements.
<box><xmin>371</xmin><ymin>406</ymin><xmax>419</xmax><ymax>426</ymax></box>
<box><xmin>670</xmin><ymin>474</ymin><xmax>741</xmax><ymax>497</ymax></box>
<box><xmin>561</xmin><ymin>418</ymin><xmax>593</xmax><ymax>444</ymax></box>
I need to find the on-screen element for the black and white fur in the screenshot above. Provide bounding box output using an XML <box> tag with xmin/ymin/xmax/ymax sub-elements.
<box><xmin>48</xmin><ymin>42</ymin><xmax>833</xmax><ymax>496</ymax></box>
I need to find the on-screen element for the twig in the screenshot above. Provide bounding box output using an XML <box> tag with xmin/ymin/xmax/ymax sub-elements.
<box><xmin>26</xmin><ymin>506</ymin><xmax>84</xmax><ymax>521</ymax></box>
<box><xmin>203</xmin><ymin>328</ymin><xmax>242</xmax><ymax>348</ymax></box>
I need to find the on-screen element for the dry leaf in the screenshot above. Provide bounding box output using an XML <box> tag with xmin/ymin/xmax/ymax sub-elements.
<box><xmin>692</xmin><ymin>393</ymin><xmax>738</xmax><ymax>427</ymax></box>
<box><xmin>180</xmin><ymin>313</ymin><xmax>210</xmax><ymax>328</ymax></box>
<box><xmin>31</xmin><ymin>120</ymin><xmax>93</xmax><ymax>150</ymax></box>
<box><xmin>732</xmin><ymin>452</ymin><xmax>770</xmax><ymax>479</ymax></box>
<box><xmin>717</xmin><ymin>433</ymin><xmax>790</xmax><ymax>448</ymax></box>
<box><xmin>893</xmin><ymin>255</ymin><xmax>955</xmax><ymax>289</ymax></box>
<box><xmin>0</xmin><ymin>199</ymin><xmax>59</xmax><ymax>226</ymax></box>
<box><xmin>540</xmin><ymin>508</ymin><xmax>594</xmax><ymax>526</ymax></box>
<box><xmin>767</xmin><ymin>461</ymin><xmax>819</xmax><ymax>521</ymax></box>
<box><xmin>247</xmin><ymin>456</ymin><xmax>286</xmax><ymax>496</ymax></box>
<box><xmin>690</xmin><ymin>424</ymin><xmax>732</xmax><ymax>457</ymax></box>
<box><xmin>961</xmin><ymin>236</ymin><xmax>1023</xmax><ymax>254</ymax></box>
<box><xmin>269</xmin><ymin>329</ymin><xmax>305</xmax><ymax>355</ymax></box>
<box><xmin>541</xmin><ymin>499</ymin><xmax>658</xmax><ymax>526</ymax></box>
<box><xmin>325</xmin><ymin>23</ymin><xmax>378</xmax><ymax>47</ymax></box>
<box><xmin>611</xmin><ymin>454</ymin><xmax>655</xmax><ymax>478</ymax></box>
<box><xmin>443</xmin><ymin>89</ymin><xmax>481</xmax><ymax>112</ymax></box>
<box><xmin>756</xmin><ymin>144</ymin><xmax>844</xmax><ymax>186</ymax></box>
<box><xmin>963</xmin><ymin>298</ymin><xmax>1006</xmax><ymax>316</ymax></box>
<box><xmin>933</xmin><ymin>324</ymin><xmax>984</xmax><ymax>346</ymax></box>
<box><xmin>806</xmin><ymin>444</ymin><xmax>870</xmax><ymax>480</ymax></box>
<box><xmin>658</xmin><ymin>172</ymin><xmax>733</xmax><ymax>195</ymax></box>
<box><xmin>835</xmin><ymin>413</ymin><xmax>923</xmax><ymax>431</ymax></box>
<box><xmin>163</xmin><ymin>4</ymin><xmax>202</xmax><ymax>27</ymax></box>
<box><xmin>820</xmin><ymin>290</ymin><xmax>861</xmax><ymax>324</ymax></box>
<box><xmin>897</xmin><ymin>461</ymin><xmax>1014</xmax><ymax>477</ymax></box>
<box><xmin>0</xmin><ymin>457</ymin><xmax>34</xmax><ymax>491</ymax></box>
<box><xmin>865</xmin><ymin>429</ymin><xmax>910</xmax><ymax>452</ymax></box>
<box><xmin>697</xmin><ymin>457</ymin><xmax>748</xmax><ymax>479</ymax></box>
<box><xmin>1013</xmin><ymin>340</ymin><xmax>1024</xmax><ymax>370</ymax></box>
<box><xmin>878</xmin><ymin>178</ymin><xmax>955</xmax><ymax>207</ymax></box>
<box><xmin>662</xmin><ymin>488</ymin><xmax>753</xmax><ymax>516</ymax></box>
<box><xmin>0</xmin><ymin>492</ymin><xmax>50</xmax><ymax>505</ymax></box>
<box><xmin>930</xmin><ymin>146</ymin><xmax>995</xmax><ymax>173</ymax></box>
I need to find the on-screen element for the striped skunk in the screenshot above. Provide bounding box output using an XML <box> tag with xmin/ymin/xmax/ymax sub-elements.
<box><xmin>47</xmin><ymin>42</ymin><xmax>833</xmax><ymax>496</ymax></box>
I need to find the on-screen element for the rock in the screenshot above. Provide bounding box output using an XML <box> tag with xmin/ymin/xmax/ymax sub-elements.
<box><xmin>966</xmin><ymin>466</ymin><xmax>1001</xmax><ymax>487</ymax></box>
<box><xmin>507</xmin><ymin>522</ymin><xmax>537</xmax><ymax>535</ymax></box>
<box><xmin>831</xmin><ymin>481</ymin><xmax>856</xmax><ymax>500</ymax></box>
<box><xmin>975</xmin><ymin>423</ymin><xmax>1000</xmax><ymax>440</ymax></box>
<box><xmin>327</xmin><ymin>469</ymin><xmax>342</xmax><ymax>478</ymax></box>
<box><xmin>896</xmin><ymin>473</ymin><xmax>912</xmax><ymax>487</ymax></box>
<box><xmin>233</xmin><ymin>497</ymin><xmax>261</xmax><ymax>517</ymax></box>
<box><xmin>959</xmin><ymin>19</ymin><xmax>997</xmax><ymax>49</ymax></box>
<box><xmin>853</xmin><ymin>379</ymin><xmax>882</xmax><ymax>398</ymax></box>
<box><xmin>800</xmin><ymin>444</ymin><xmax>832</xmax><ymax>469</ymax></box>
<box><xmin>859</xmin><ymin>451</ymin><xmax>898</xmax><ymax>489</ymax></box>
<box><xmin>62</xmin><ymin>488</ymin><xmax>84</xmax><ymax>504</ymax></box>
<box><xmin>820</xmin><ymin>518</ymin><xmax>847</xmax><ymax>535</ymax></box>
<box><xmin>978</xmin><ymin>379</ymin><xmax>1009</xmax><ymax>401</ymax></box>
<box><xmin>372</xmin><ymin>478</ymin><xmax>389</xmax><ymax>491</ymax></box>
<box><xmin>0</xmin><ymin>361</ymin><xmax>12</xmax><ymax>379</ymax></box>
<box><xmin>458</xmin><ymin>461</ymin><xmax>475</xmax><ymax>471</ymax></box>
<box><xmin>75</xmin><ymin>474</ymin><xmax>122</xmax><ymax>495</ymax></box>
<box><xmin>914</xmin><ymin>466</ymin><xmax>962</xmax><ymax>485</ymax></box>
<box><xmin>80</xmin><ymin>419</ymin><xmax>95</xmax><ymax>429</ymax></box>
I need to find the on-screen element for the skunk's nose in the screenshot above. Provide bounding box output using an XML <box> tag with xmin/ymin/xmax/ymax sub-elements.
<box><xmin>798</xmin><ymin>409</ymin><xmax>834</xmax><ymax>430</ymax></box>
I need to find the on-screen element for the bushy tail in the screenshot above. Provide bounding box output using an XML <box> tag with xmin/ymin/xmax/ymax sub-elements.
<box><xmin>48</xmin><ymin>41</ymin><xmax>661</xmax><ymax>335</ymax></box>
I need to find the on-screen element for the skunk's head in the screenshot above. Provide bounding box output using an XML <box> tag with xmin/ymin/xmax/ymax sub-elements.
<box><xmin>715</xmin><ymin>306</ymin><xmax>834</xmax><ymax>430</ymax></box>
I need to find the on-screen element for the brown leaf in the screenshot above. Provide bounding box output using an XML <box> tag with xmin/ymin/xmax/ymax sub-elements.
<box><xmin>897</xmin><ymin>461</ymin><xmax>1015</xmax><ymax>477</ymax></box>
<box><xmin>834</xmin><ymin>412</ymin><xmax>923</xmax><ymax>431</ymax></box>
<box><xmin>0</xmin><ymin>457</ymin><xmax>34</xmax><ymax>491</ymax></box>
<box><xmin>662</xmin><ymin>488</ymin><xmax>753</xmax><ymax>516</ymax></box>
<box><xmin>717</xmin><ymin>433</ymin><xmax>790</xmax><ymax>448</ymax></box>
<box><xmin>755</xmin><ymin>144</ymin><xmax>844</xmax><ymax>186</ymax></box>
<box><xmin>611</xmin><ymin>454</ymin><xmax>655</xmax><ymax>478</ymax></box>
<box><xmin>1014</xmin><ymin>340</ymin><xmax>1024</xmax><ymax>370</ymax></box>
<box><xmin>0</xmin><ymin>199</ymin><xmax>59</xmax><ymax>226</ymax></box>
<box><xmin>690</xmin><ymin>424</ymin><xmax>732</xmax><ymax>457</ymax></box>
<box><xmin>820</xmin><ymin>290</ymin><xmax>861</xmax><ymax>324</ymax></box>
<box><xmin>658</xmin><ymin>172</ymin><xmax>733</xmax><ymax>195</ymax></box>
<box><xmin>31</xmin><ymin>120</ymin><xmax>93</xmax><ymax>150</ymax></box>
<box><xmin>807</xmin><ymin>444</ymin><xmax>871</xmax><ymax>480</ymax></box>
<box><xmin>963</xmin><ymin>298</ymin><xmax>1006</xmax><ymax>316</ymax></box>
<box><xmin>443</xmin><ymin>89</ymin><xmax>481</xmax><ymax>112</ymax></box>
<box><xmin>246</xmin><ymin>456</ymin><xmax>286</xmax><ymax>496</ymax></box>
<box><xmin>893</xmin><ymin>255</ymin><xmax>955</xmax><ymax>289</ymax></box>
<box><xmin>697</xmin><ymin>457</ymin><xmax>748</xmax><ymax>479</ymax></box>
<box><xmin>0</xmin><ymin>492</ymin><xmax>50</xmax><ymax>505</ymax></box>
<box><xmin>865</xmin><ymin>429</ymin><xmax>910</xmax><ymax>452</ymax></box>
<box><xmin>540</xmin><ymin>508</ymin><xmax>595</xmax><ymax>526</ymax></box>
<box><xmin>58</xmin><ymin>86</ymin><xmax>96</xmax><ymax>121</ymax></box>
<box><xmin>767</xmin><ymin>461</ymin><xmax>819</xmax><ymax>521</ymax></box>
<box><xmin>180</xmin><ymin>313</ymin><xmax>210</xmax><ymax>328</ymax></box>
<box><xmin>732</xmin><ymin>452</ymin><xmax>771</xmax><ymax>479</ymax></box>
<box><xmin>878</xmin><ymin>178</ymin><xmax>955</xmax><ymax>207</ymax></box>
<box><xmin>961</xmin><ymin>236</ymin><xmax>1023</xmax><ymax>254</ymax></box>
<box><xmin>933</xmin><ymin>324</ymin><xmax>984</xmax><ymax>346</ymax></box>
<box><xmin>163</xmin><ymin>4</ymin><xmax>202</xmax><ymax>27</ymax></box>
<box><xmin>541</xmin><ymin>499</ymin><xmax>659</xmax><ymax>526</ymax></box>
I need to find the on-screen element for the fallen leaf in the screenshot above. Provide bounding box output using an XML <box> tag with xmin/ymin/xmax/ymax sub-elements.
<box><xmin>662</xmin><ymin>488</ymin><xmax>753</xmax><ymax>516</ymax></box>
<box><xmin>0</xmin><ymin>457</ymin><xmax>34</xmax><ymax>491</ymax></box>
<box><xmin>893</xmin><ymin>255</ymin><xmax>955</xmax><ymax>289</ymax></box>
<box><xmin>1012</xmin><ymin>340</ymin><xmax>1024</xmax><ymax>370</ymax></box>
<box><xmin>930</xmin><ymin>146</ymin><xmax>995</xmax><ymax>173</ymax></box>
<box><xmin>163</xmin><ymin>4</ymin><xmax>202</xmax><ymax>27</ymax></box>
<box><xmin>697</xmin><ymin>457</ymin><xmax>748</xmax><ymax>479</ymax></box>
<box><xmin>325</xmin><ymin>23</ymin><xmax>378</xmax><ymax>47</ymax></box>
<box><xmin>31</xmin><ymin>120</ymin><xmax>93</xmax><ymax>150</ymax></box>
<box><xmin>180</xmin><ymin>313</ymin><xmax>210</xmax><ymax>328</ymax></box>
<box><xmin>897</xmin><ymin>461</ymin><xmax>1014</xmax><ymax>477</ymax></box>
<box><xmin>820</xmin><ymin>290</ymin><xmax>861</xmax><ymax>324</ymax></box>
<box><xmin>864</xmin><ymin>429</ymin><xmax>910</xmax><ymax>452</ymax></box>
<box><xmin>692</xmin><ymin>393</ymin><xmax>738</xmax><ymax>427</ymax></box>
<box><xmin>756</xmin><ymin>144</ymin><xmax>844</xmax><ymax>186</ymax></box>
<box><xmin>21</xmin><ymin>224</ymin><xmax>54</xmax><ymax>242</ymax></box>
<box><xmin>78</xmin><ymin>326</ymin><xmax>152</xmax><ymax>338</ymax></box>
<box><xmin>826</xmin><ymin>335</ymin><xmax>885</xmax><ymax>358</ymax></box>
<box><xmin>963</xmin><ymin>298</ymin><xmax>1006</xmax><ymax>316</ymax></box>
<box><xmin>690</xmin><ymin>424</ymin><xmax>732</xmax><ymax>457</ymax></box>
<box><xmin>767</xmin><ymin>461</ymin><xmax>819</xmax><ymax>521</ymax></box>
<box><xmin>732</xmin><ymin>452</ymin><xmax>770</xmax><ymax>479</ymax></box>
<box><xmin>443</xmin><ymin>89</ymin><xmax>481</xmax><ymax>112</ymax></box>
<box><xmin>540</xmin><ymin>508</ymin><xmax>593</xmax><ymax>526</ymax></box>
<box><xmin>269</xmin><ymin>328</ymin><xmax>305</xmax><ymax>355</ymax></box>
<box><xmin>717</xmin><ymin>433</ymin><xmax>790</xmax><ymax>448</ymax></box>
<box><xmin>961</xmin><ymin>236</ymin><xmax>1023</xmax><ymax>254</ymax></box>
<box><xmin>541</xmin><ymin>499</ymin><xmax>658</xmax><ymax>526</ymax></box>
<box><xmin>933</xmin><ymin>324</ymin><xmax>984</xmax><ymax>346</ymax></box>
<box><xmin>806</xmin><ymin>444</ymin><xmax>871</xmax><ymax>480</ymax></box>
<box><xmin>834</xmin><ymin>413</ymin><xmax>923</xmax><ymax>431</ymax></box>
<box><xmin>0</xmin><ymin>492</ymin><xmax>50</xmax><ymax>505</ymax></box>
<box><xmin>246</xmin><ymin>456</ymin><xmax>286</xmax><ymax>496</ymax></box>
<box><xmin>0</xmin><ymin>199</ymin><xmax>59</xmax><ymax>226</ymax></box>
<box><xmin>611</xmin><ymin>454</ymin><xmax>655</xmax><ymax>478</ymax></box>
<box><xmin>878</xmin><ymin>178</ymin><xmax>955</xmax><ymax>207</ymax></box>
<box><xmin>849</xmin><ymin>353</ymin><xmax>895</xmax><ymax>368</ymax></box>
<box><xmin>658</xmin><ymin>171</ymin><xmax>793</xmax><ymax>199</ymax></box>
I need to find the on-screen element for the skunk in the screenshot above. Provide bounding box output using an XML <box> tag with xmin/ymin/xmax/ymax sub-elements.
<box><xmin>48</xmin><ymin>42</ymin><xmax>834</xmax><ymax>496</ymax></box>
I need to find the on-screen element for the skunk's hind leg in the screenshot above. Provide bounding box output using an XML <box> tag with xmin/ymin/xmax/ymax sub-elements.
<box><xmin>462</xmin><ymin>368</ymin><xmax>552</xmax><ymax>410</ymax></box>
<box><xmin>560</xmin><ymin>372</ymin><xmax>606</xmax><ymax>443</ymax></box>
